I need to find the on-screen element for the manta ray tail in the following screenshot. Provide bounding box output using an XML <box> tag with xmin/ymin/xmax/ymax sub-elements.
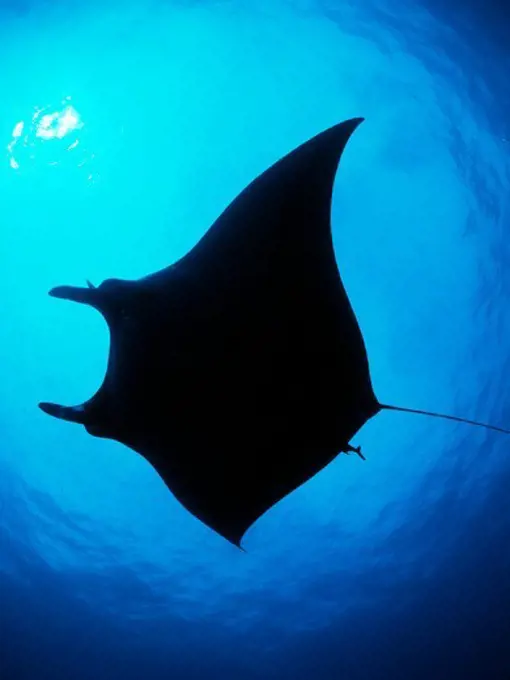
<box><xmin>380</xmin><ymin>403</ymin><xmax>510</xmax><ymax>435</ymax></box>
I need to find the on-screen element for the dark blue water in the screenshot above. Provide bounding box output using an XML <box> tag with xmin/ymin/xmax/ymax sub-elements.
<box><xmin>1</xmin><ymin>1</ymin><xmax>509</xmax><ymax>678</ymax></box>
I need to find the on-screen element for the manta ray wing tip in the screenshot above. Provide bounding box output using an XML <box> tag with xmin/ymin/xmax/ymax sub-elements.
<box><xmin>39</xmin><ymin>401</ymin><xmax>59</xmax><ymax>416</ymax></box>
<box><xmin>345</xmin><ymin>116</ymin><xmax>364</xmax><ymax>128</ymax></box>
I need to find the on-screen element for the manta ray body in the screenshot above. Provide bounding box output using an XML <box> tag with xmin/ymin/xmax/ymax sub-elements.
<box><xmin>40</xmin><ymin>119</ymin><xmax>508</xmax><ymax>546</ymax></box>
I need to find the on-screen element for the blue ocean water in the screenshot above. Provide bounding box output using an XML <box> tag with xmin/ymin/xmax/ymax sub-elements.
<box><xmin>1</xmin><ymin>1</ymin><xmax>509</xmax><ymax>678</ymax></box>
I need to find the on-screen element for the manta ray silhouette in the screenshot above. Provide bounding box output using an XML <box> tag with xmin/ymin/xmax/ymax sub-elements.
<box><xmin>39</xmin><ymin>118</ymin><xmax>509</xmax><ymax>546</ymax></box>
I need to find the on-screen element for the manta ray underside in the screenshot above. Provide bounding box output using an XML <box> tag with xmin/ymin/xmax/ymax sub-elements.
<box><xmin>39</xmin><ymin>118</ymin><xmax>509</xmax><ymax>546</ymax></box>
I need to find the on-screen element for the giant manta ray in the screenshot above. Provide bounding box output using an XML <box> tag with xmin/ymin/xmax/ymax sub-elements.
<box><xmin>39</xmin><ymin>118</ymin><xmax>509</xmax><ymax>546</ymax></box>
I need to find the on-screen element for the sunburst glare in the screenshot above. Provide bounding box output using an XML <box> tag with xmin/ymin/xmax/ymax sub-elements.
<box><xmin>6</xmin><ymin>96</ymin><xmax>95</xmax><ymax>179</ymax></box>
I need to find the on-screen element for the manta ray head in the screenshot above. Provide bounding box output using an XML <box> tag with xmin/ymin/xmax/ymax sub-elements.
<box><xmin>48</xmin><ymin>278</ymin><xmax>138</xmax><ymax>327</ymax></box>
<box><xmin>38</xmin><ymin>277</ymin><xmax>141</xmax><ymax>436</ymax></box>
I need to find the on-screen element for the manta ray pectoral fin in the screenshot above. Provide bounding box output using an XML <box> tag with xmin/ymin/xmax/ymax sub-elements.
<box><xmin>38</xmin><ymin>402</ymin><xmax>89</xmax><ymax>425</ymax></box>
